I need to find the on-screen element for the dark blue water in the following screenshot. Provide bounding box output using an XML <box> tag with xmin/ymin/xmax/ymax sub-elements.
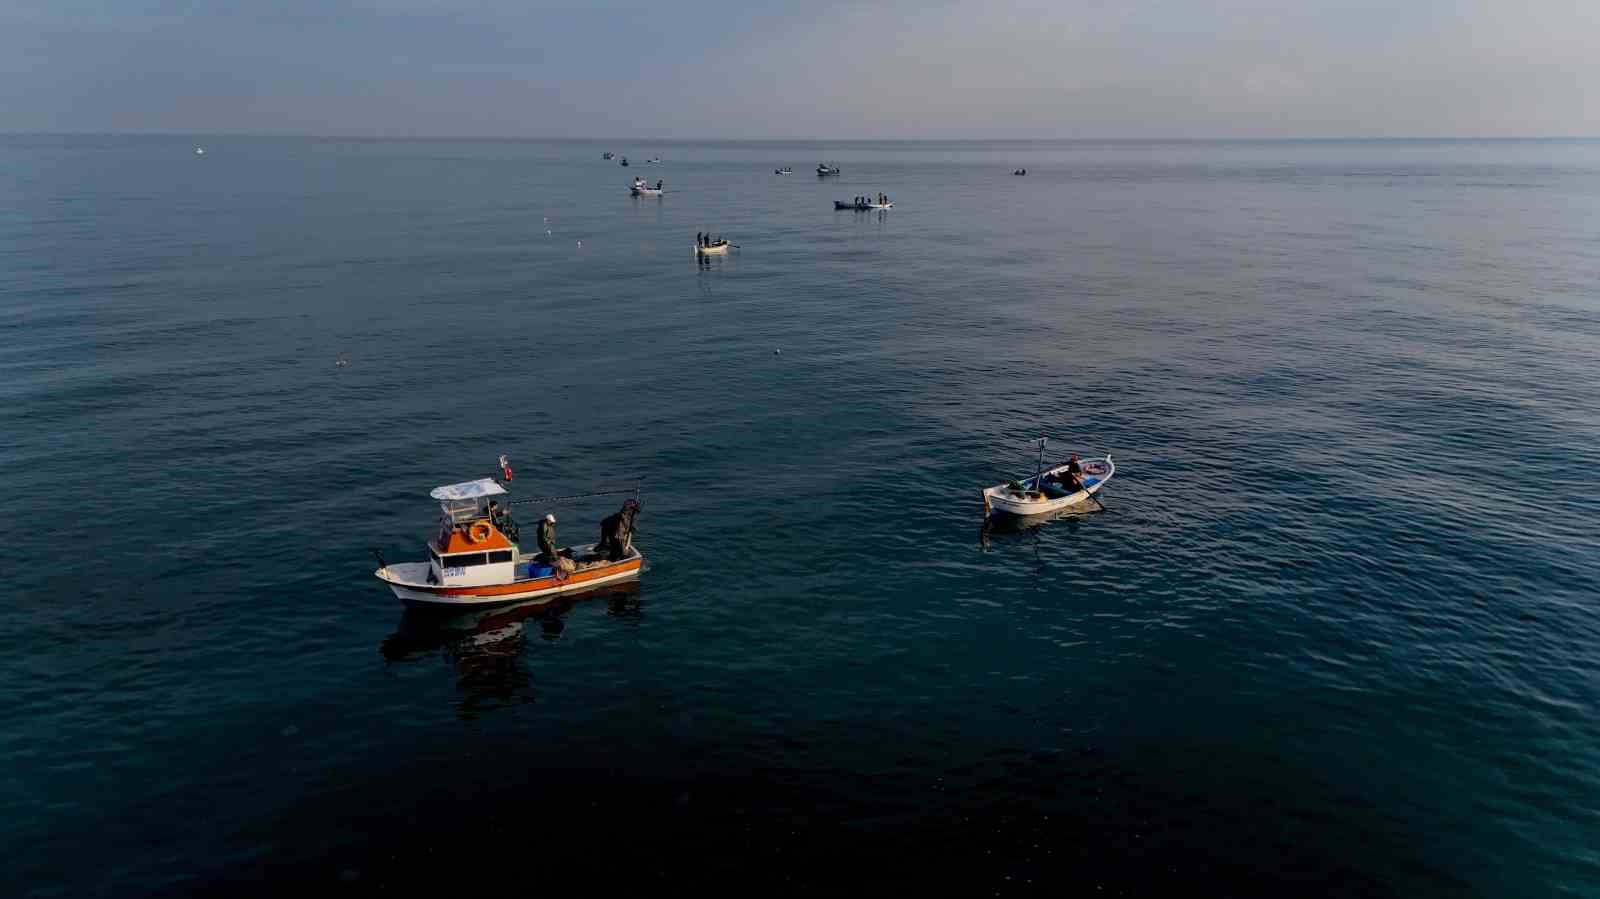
<box><xmin>5</xmin><ymin>135</ymin><xmax>1600</xmax><ymax>897</ymax></box>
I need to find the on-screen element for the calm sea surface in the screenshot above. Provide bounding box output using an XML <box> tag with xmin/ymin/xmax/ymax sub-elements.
<box><xmin>4</xmin><ymin>136</ymin><xmax>1600</xmax><ymax>897</ymax></box>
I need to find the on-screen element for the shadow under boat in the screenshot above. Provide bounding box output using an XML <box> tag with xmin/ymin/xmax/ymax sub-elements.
<box><xmin>381</xmin><ymin>580</ymin><xmax>642</xmax><ymax>665</ymax></box>
<box><xmin>979</xmin><ymin>505</ymin><xmax>1095</xmax><ymax>549</ymax></box>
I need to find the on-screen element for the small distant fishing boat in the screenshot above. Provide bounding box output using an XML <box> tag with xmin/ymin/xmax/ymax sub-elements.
<box><xmin>834</xmin><ymin>201</ymin><xmax>894</xmax><ymax>210</ymax></box>
<box><xmin>620</xmin><ymin>157</ymin><xmax>629</xmax><ymax>166</ymax></box>
<box><xmin>194</xmin><ymin>146</ymin><xmax>206</xmax><ymax>156</ymax></box>
<box><xmin>630</xmin><ymin>178</ymin><xmax>663</xmax><ymax>197</ymax></box>
<box><xmin>775</xmin><ymin>167</ymin><xmax>793</xmax><ymax>175</ymax></box>
<box><xmin>982</xmin><ymin>440</ymin><xmax>1113</xmax><ymax>518</ymax></box>
<box><xmin>374</xmin><ymin>478</ymin><xmax>644</xmax><ymax>609</ymax></box>
<box><xmin>646</xmin><ymin>157</ymin><xmax>662</xmax><ymax>165</ymax></box>
<box><xmin>602</xmin><ymin>152</ymin><xmax>615</xmax><ymax>160</ymax></box>
<box><xmin>1012</xmin><ymin>168</ymin><xmax>1026</xmax><ymax>176</ymax></box>
<box><xmin>817</xmin><ymin>164</ymin><xmax>841</xmax><ymax>176</ymax></box>
<box><xmin>695</xmin><ymin>241</ymin><xmax>732</xmax><ymax>256</ymax></box>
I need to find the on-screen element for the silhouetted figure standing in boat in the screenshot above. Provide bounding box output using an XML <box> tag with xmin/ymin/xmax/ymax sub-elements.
<box><xmin>596</xmin><ymin>499</ymin><xmax>641</xmax><ymax>561</ymax></box>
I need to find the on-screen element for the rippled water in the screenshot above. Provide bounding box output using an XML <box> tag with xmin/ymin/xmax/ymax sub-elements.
<box><xmin>4</xmin><ymin>136</ymin><xmax>1600</xmax><ymax>896</ymax></box>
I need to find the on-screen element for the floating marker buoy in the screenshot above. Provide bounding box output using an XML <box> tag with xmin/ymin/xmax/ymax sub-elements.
<box><xmin>576</xmin><ymin>240</ymin><xmax>582</xmax><ymax>247</ymax></box>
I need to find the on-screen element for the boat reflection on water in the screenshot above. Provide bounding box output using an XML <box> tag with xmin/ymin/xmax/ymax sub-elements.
<box><xmin>979</xmin><ymin>506</ymin><xmax>1091</xmax><ymax>550</ymax></box>
<box><xmin>380</xmin><ymin>583</ymin><xmax>642</xmax><ymax>702</ymax></box>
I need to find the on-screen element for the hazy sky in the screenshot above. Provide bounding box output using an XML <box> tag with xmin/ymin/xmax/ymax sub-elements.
<box><xmin>3</xmin><ymin>0</ymin><xmax>1598</xmax><ymax>138</ymax></box>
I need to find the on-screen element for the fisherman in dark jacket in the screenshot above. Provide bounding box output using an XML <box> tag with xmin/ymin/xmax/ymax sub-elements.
<box><xmin>596</xmin><ymin>499</ymin><xmax>641</xmax><ymax>561</ymax></box>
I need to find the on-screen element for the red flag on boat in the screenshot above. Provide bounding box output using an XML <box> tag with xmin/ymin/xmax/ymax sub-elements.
<box><xmin>499</xmin><ymin>454</ymin><xmax>514</xmax><ymax>482</ymax></box>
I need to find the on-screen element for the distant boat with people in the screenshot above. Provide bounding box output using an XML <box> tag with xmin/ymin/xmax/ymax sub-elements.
<box><xmin>630</xmin><ymin>177</ymin><xmax>663</xmax><ymax>197</ymax></box>
<box><xmin>695</xmin><ymin>232</ymin><xmax>733</xmax><ymax>255</ymax></box>
<box><xmin>602</xmin><ymin>152</ymin><xmax>615</xmax><ymax>160</ymax></box>
<box><xmin>1013</xmin><ymin>168</ymin><xmax>1027</xmax><ymax>176</ymax></box>
<box><xmin>775</xmin><ymin>167</ymin><xmax>793</xmax><ymax>175</ymax></box>
<box><xmin>620</xmin><ymin>157</ymin><xmax>629</xmax><ymax>166</ymax></box>
<box><xmin>835</xmin><ymin>193</ymin><xmax>893</xmax><ymax>210</ymax></box>
<box><xmin>817</xmin><ymin>163</ymin><xmax>841</xmax><ymax>176</ymax></box>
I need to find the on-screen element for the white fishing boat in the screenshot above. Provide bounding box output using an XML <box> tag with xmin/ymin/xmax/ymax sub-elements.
<box><xmin>982</xmin><ymin>441</ymin><xmax>1113</xmax><ymax>518</ymax></box>
<box><xmin>695</xmin><ymin>241</ymin><xmax>731</xmax><ymax>255</ymax></box>
<box><xmin>817</xmin><ymin>164</ymin><xmax>841</xmax><ymax>176</ymax></box>
<box><xmin>374</xmin><ymin>478</ymin><xmax>644</xmax><ymax>609</ymax></box>
<box><xmin>775</xmin><ymin>167</ymin><xmax>793</xmax><ymax>175</ymax></box>
<box><xmin>630</xmin><ymin>178</ymin><xmax>663</xmax><ymax>197</ymax></box>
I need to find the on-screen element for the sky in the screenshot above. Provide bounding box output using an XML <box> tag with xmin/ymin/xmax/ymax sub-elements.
<box><xmin>2</xmin><ymin>0</ymin><xmax>1598</xmax><ymax>138</ymax></box>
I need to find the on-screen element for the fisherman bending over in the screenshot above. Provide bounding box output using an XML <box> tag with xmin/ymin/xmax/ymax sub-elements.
<box><xmin>596</xmin><ymin>499</ymin><xmax>641</xmax><ymax>561</ymax></box>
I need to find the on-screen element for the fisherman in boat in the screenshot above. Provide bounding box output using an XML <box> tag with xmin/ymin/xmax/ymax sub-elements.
<box><xmin>537</xmin><ymin>513</ymin><xmax>558</xmax><ymax>564</ymax></box>
<box><xmin>488</xmin><ymin>499</ymin><xmax>518</xmax><ymax>542</ymax></box>
<box><xmin>1063</xmin><ymin>454</ymin><xmax>1085</xmax><ymax>492</ymax></box>
<box><xmin>596</xmin><ymin>499</ymin><xmax>641</xmax><ymax>561</ymax></box>
<box><xmin>656</xmin><ymin>180</ymin><xmax>663</xmax><ymax>190</ymax></box>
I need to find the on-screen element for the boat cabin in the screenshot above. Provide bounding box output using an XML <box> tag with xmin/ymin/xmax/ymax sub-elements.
<box><xmin>427</xmin><ymin>478</ymin><xmax>517</xmax><ymax>587</ymax></box>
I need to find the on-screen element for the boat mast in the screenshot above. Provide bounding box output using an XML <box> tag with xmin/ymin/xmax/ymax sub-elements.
<box><xmin>1035</xmin><ymin>436</ymin><xmax>1047</xmax><ymax>488</ymax></box>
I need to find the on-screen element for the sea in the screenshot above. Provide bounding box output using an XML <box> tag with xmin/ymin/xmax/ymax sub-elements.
<box><xmin>3</xmin><ymin>135</ymin><xmax>1599</xmax><ymax>897</ymax></box>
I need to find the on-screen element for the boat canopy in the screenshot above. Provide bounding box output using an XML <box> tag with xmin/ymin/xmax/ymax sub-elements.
<box><xmin>430</xmin><ymin>478</ymin><xmax>507</xmax><ymax>501</ymax></box>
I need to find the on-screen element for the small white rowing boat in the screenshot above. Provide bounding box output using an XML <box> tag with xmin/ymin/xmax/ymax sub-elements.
<box><xmin>983</xmin><ymin>449</ymin><xmax>1113</xmax><ymax>518</ymax></box>
<box><xmin>631</xmin><ymin>187</ymin><xmax>662</xmax><ymax>196</ymax></box>
<box><xmin>695</xmin><ymin>242</ymin><xmax>731</xmax><ymax>256</ymax></box>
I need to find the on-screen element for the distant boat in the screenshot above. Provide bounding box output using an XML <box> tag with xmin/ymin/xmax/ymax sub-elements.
<box><xmin>834</xmin><ymin>200</ymin><xmax>893</xmax><ymax>210</ymax></box>
<box><xmin>774</xmin><ymin>167</ymin><xmax>793</xmax><ymax>175</ymax></box>
<box><xmin>695</xmin><ymin>241</ymin><xmax>731</xmax><ymax>256</ymax></box>
<box><xmin>817</xmin><ymin>163</ymin><xmax>840</xmax><ymax>176</ymax></box>
<box><xmin>983</xmin><ymin>447</ymin><xmax>1114</xmax><ymax>519</ymax></box>
<box><xmin>194</xmin><ymin>147</ymin><xmax>206</xmax><ymax>156</ymax></box>
<box><xmin>1012</xmin><ymin>168</ymin><xmax>1026</xmax><ymax>176</ymax></box>
<box><xmin>602</xmin><ymin>152</ymin><xmax>615</xmax><ymax>160</ymax></box>
<box><xmin>646</xmin><ymin>157</ymin><xmax>662</xmax><ymax>165</ymax></box>
<box><xmin>620</xmin><ymin>157</ymin><xmax>629</xmax><ymax>167</ymax></box>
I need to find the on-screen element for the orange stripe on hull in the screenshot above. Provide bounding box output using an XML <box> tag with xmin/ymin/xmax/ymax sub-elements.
<box><xmin>424</xmin><ymin>558</ymin><xmax>642</xmax><ymax>597</ymax></box>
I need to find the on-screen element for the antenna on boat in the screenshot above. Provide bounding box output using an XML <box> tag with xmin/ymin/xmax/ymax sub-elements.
<box><xmin>1035</xmin><ymin>436</ymin><xmax>1047</xmax><ymax>489</ymax></box>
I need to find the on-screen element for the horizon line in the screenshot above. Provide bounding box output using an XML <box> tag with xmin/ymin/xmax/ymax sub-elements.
<box><xmin>5</xmin><ymin>130</ymin><xmax>1600</xmax><ymax>144</ymax></box>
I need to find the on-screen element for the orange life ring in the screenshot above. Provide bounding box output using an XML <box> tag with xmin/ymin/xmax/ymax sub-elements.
<box><xmin>468</xmin><ymin>521</ymin><xmax>493</xmax><ymax>544</ymax></box>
